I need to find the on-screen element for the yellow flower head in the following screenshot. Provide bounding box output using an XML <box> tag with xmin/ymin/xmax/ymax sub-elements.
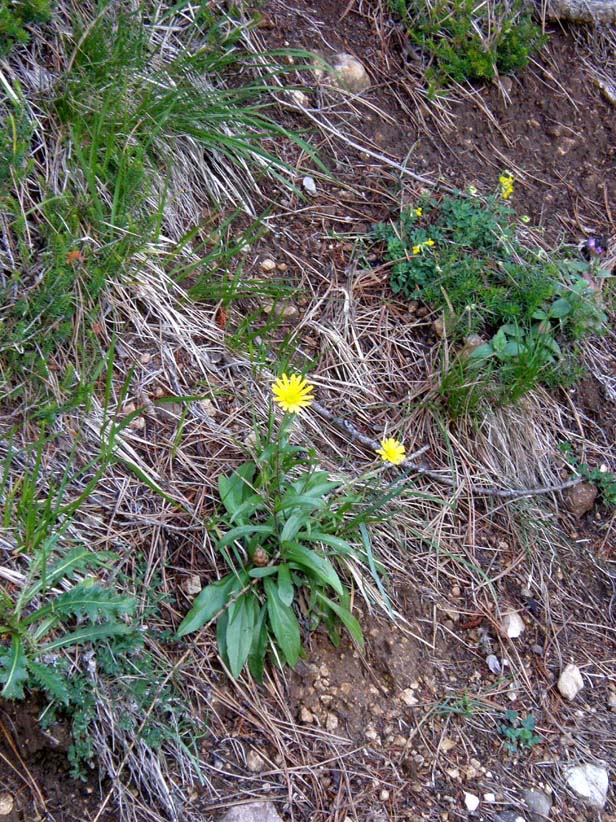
<box><xmin>412</xmin><ymin>245</ymin><xmax>421</xmax><ymax>255</ymax></box>
<box><xmin>426</xmin><ymin>238</ymin><xmax>435</xmax><ymax>247</ymax></box>
<box><xmin>272</xmin><ymin>373</ymin><xmax>315</xmax><ymax>413</ymax></box>
<box><xmin>376</xmin><ymin>437</ymin><xmax>406</xmax><ymax>466</ymax></box>
<box><xmin>415</xmin><ymin>207</ymin><xmax>423</xmax><ymax>217</ymax></box>
<box><xmin>499</xmin><ymin>171</ymin><xmax>514</xmax><ymax>200</ymax></box>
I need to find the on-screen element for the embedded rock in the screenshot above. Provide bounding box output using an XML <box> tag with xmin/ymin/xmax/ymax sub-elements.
<box><xmin>522</xmin><ymin>787</ymin><xmax>552</xmax><ymax>819</ymax></box>
<box><xmin>565</xmin><ymin>763</ymin><xmax>609</xmax><ymax>809</ymax></box>
<box><xmin>563</xmin><ymin>482</ymin><xmax>597</xmax><ymax>518</ymax></box>
<box><xmin>545</xmin><ymin>0</ymin><xmax>616</xmax><ymax>23</ymax></box>
<box><xmin>220</xmin><ymin>802</ymin><xmax>283</xmax><ymax>822</ymax></box>
<box><xmin>314</xmin><ymin>53</ymin><xmax>370</xmax><ymax>93</ymax></box>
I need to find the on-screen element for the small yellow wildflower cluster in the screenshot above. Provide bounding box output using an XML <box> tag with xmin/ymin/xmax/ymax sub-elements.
<box><xmin>414</xmin><ymin>207</ymin><xmax>423</xmax><ymax>217</ymax></box>
<box><xmin>271</xmin><ymin>374</ymin><xmax>407</xmax><ymax>465</ymax></box>
<box><xmin>499</xmin><ymin>171</ymin><xmax>514</xmax><ymax>200</ymax></box>
<box><xmin>412</xmin><ymin>238</ymin><xmax>435</xmax><ymax>255</ymax></box>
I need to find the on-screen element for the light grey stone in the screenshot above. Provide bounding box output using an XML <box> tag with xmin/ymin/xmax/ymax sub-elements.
<box><xmin>220</xmin><ymin>801</ymin><xmax>283</xmax><ymax>822</ymax></box>
<box><xmin>557</xmin><ymin>664</ymin><xmax>584</xmax><ymax>700</ymax></box>
<box><xmin>566</xmin><ymin>762</ymin><xmax>609</xmax><ymax>809</ymax></box>
<box><xmin>522</xmin><ymin>788</ymin><xmax>552</xmax><ymax>819</ymax></box>
<box><xmin>502</xmin><ymin>609</ymin><xmax>525</xmax><ymax>638</ymax></box>
<box><xmin>494</xmin><ymin>812</ymin><xmax>527</xmax><ymax>822</ymax></box>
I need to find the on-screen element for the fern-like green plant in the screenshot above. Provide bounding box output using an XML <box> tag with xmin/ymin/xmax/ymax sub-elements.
<box><xmin>0</xmin><ymin>545</ymin><xmax>137</xmax><ymax>701</ymax></box>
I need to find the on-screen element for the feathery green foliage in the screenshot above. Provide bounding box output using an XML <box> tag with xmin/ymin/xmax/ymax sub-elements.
<box><xmin>391</xmin><ymin>0</ymin><xmax>546</xmax><ymax>95</ymax></box>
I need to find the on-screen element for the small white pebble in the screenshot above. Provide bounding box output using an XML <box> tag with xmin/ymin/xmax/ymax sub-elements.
<box><xmin>400</xmin><ymin>688</ymin><xmax>418</xmax><ymax>707</ymax></box>
<box><xmin>464</xmin><ymin>792</ymin><xmax>480</xmax><ymax>812</ymax></box>
<box><xmin>558</xmin><ymin>663</ymin><xmax>584</xmax><ymax>700</ymax></box>
<box><xmin>302</xmin><ymin>175</ymin><xmax>317</xmax><ymax>196</ymax></box>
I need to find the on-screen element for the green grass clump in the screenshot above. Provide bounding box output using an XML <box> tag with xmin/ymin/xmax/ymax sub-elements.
<box><xmin>0</xmin><ymin>0</ymin><xmax>51</xmax><ymax>55</ymax></box>
<box><xmin>391</xmin><ymin>0</ymin><xmax>546</xmax><ymax>94</ymax></box>
<box><xmin>0</xmin><ymin>2</ymin><xmax>314</xmax><ymax>400</ymax></box>
<box><xmin>373</xmin><ymin>187</ymin><xmax>608</xmax><ymax>411</ymax></box>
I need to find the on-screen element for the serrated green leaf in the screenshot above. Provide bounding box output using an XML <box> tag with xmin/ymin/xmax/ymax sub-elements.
<box><xmin>42</xmin><ymin>622</ymin><xmax>134</xmax><ymax>652</ymax></box>
<box><xmin>0</xmin><ymin>635</ymin><xmax>28</xmax><ymax>699</ymax></box>
<box><xmin>264</xmin><ymin>577</ymin><xmax>300</xmax><ymax>667</ymax></box>
<box><xmin>27</xmin><ymin>582</ymin><xmax>136</xmax><ymax>626</ymax></box>
<box><xmin>285</xmin><ymin>543</ymin><xmax>343</xmax><ymax>595</ymax></box>
<box><xmin>277</xmin><ymin>564</ymin><xmax>294</xmax><ymax>606</ymax></box>
<box><xmin>27</xmin><ymin>659</ymin><xmax>70</xmax><ymax>704</ymax></box>
<box><xmin>226</xmin><ymin>594</ymin><xmax>257</xmax><ymax>678</ymax></box>
<box><xmin>315</xmin><ymin>591</ymin><xmax>364</xmax><ymax>647</ymax></box>
<box><xmin>176</xmin><ymin>574</ymin><xmax>236</xmax><ymax>637</ymax></box>
<box><xmin>25</xmin><ymin>548</ymin><xmax>114</xmax><ymax>601</ymax></box>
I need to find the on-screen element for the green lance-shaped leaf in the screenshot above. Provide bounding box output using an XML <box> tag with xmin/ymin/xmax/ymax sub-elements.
<box><xmin>226</xmin><ymin>594</ymin><xmax>258</xmax><ymax>678</ymax></box>
<box><xmin>285</xmin><ymin>542</ymin><xmax>343</xmax><ymax>595</ymax></box>
<box><xmin>176</xmin><ymin>575</ymin><xmax>237</xmax><ymax>637</ymax></box>
<box><xmin>264</xmin><ymin>577</ymin><xmax>301</xmax><ymax>667</ymax></box>
<box><xmin>217</xmin><ymin>523</ymin><xmax>275</xmax><ymax>549</ymax></box>
<box><xmin>315</xmin><ymin>591</ymin><xmax>364</xmax><ymax>648</ymax></box>
<box><xmin>300</xmin><ymin>531</ymin><xmax>355</xmax><ymax>556</ymax></box>
<box><xmin>248</xmin><ymin>605</ymin><xmax>268</xmax><ymax>683</ymax></box>
<box><xmin>277</xmin><ymin>564</ymin><xmax>294</xmax><ymax>607</ymax></box>
<box><xmin>279</xmin><ymin>510</ymin><xmax>310</xmax><ymax>544</ymax></box>
<box><xmin>218</xmin><ymin>462</ymin><xmax>257</xmax><ymax>518</ymax></box>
